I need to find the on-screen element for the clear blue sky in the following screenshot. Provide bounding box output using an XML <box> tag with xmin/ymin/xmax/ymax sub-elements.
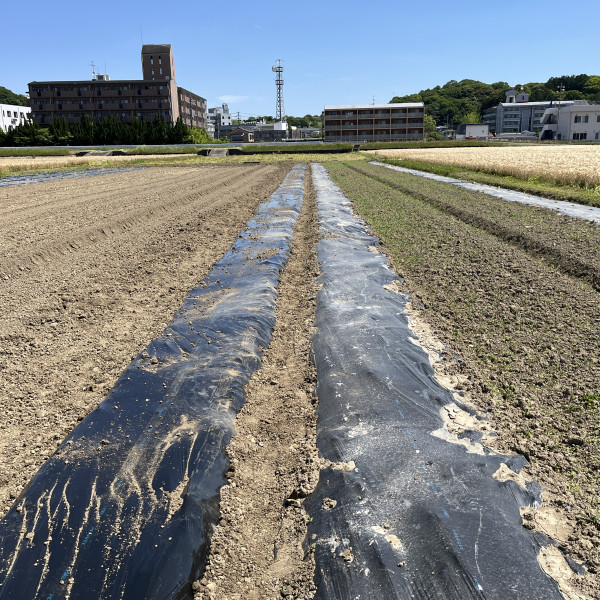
<box><xmin>5</xmin><ymin>0</ymin><xmax>599</xmax><ymax>118</ymax></box>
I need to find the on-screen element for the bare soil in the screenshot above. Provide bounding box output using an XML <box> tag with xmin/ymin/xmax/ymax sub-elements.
<box><xmin>193</xmin><ymin>167</ymin><xmax>320</xmax><ymax>600</ymax></box>
<box><xmin>0</xmin><ymin>163</ymin><xmax>291</xmax><ymax>517</ymax></box>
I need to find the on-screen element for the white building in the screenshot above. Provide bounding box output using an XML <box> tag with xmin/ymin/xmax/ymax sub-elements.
<box><xmin>206</xmin><ymin>103</ymin><xmax>232</xmax><ymax>138</ymax></box>
<box><xmin>539</xmin><ymin>102</ymin><xmax>600</xmax><ymax>141</ymax></box>
<box><xmin>1</xmin><ymin>103</ymin><xmax>31</xmax><ymax>133</ymax></box>
<box><xmin>456</xmin><ymin>123</ymin><xmax>489</xmax><ymax>140</ymax></box>
<box><xmin>483</xmin><ymin>89</ymin><xmax>574</xmax><ymax>135</ymax></box>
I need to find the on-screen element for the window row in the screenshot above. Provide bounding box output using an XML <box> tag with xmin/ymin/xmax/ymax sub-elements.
<box><xmin>573</xmin><ymin>115</ymin><xmax>600</xmax><ymax>123</ymax></box>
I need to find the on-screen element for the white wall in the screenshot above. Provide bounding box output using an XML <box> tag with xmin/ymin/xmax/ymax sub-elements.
<box><xmin>1</xmin><ymin>104</ymin><xmax>31</xmax><ymax>133</ymax></box>
<box><xmin>465</xmin><ymin>124</ymin><xmax>489</xmax><ymax>138</ymax></box>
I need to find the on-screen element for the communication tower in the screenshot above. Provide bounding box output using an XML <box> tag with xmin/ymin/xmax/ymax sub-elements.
<box><xmin>272</xmin><ymin>59</ymin><xmax>285</xmax><ymax>122</ymax></box>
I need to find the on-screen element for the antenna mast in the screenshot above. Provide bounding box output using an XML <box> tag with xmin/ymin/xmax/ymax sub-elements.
<box><xmin>272</xmin><ymin>59</ymin><xmax>285</xmax><ymax>122</ymax></box>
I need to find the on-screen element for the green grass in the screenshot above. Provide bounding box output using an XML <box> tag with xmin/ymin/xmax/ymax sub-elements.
<box><xmin>379</xmin><ymin>157</ymin><xmax>600</xmax><ymax>208</ymax></box>
<box><xmin>124</xmin><ymin>145</ymin><xmax>206</xmax><ymax>155</ymax></box>
<box><xmin>241</xmin><ymin>140</ymin><xmax>504</xmax><ymax>154</ymax></box>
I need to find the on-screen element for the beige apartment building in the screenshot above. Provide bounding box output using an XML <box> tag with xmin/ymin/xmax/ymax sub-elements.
<box><xmin>28</xmin><ymin>44</ymin><xmax>206</xmax><ymax>129</ymax></box>
<box><xmin>323</xmin><ymin>103</ymin><xmax>425</xmax><ymax>142</ymax></box>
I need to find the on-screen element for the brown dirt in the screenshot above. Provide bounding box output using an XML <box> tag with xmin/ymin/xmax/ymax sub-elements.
<box><xmin>193</xmin><ymin>167</ymin><xmax>320</xmax><ymax>600</ymax></box>
<box><xmin>0</xmin><ymin>163</ymin><xmax>291</xmax><ymax>517</ymax></box>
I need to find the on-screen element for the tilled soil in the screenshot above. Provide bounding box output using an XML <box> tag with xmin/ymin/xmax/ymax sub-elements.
<box><xmin>194</xmin><ymin>167</ymin><xmax>320</xmax><ymax>600</ymax></box>
<box><xmin>326</xmin><ymin>161</ymin><xmax>600</xmax><ymax>600</ymax></box>
<box><xmin>0</xmin><ymin>163</ymin><xmax>291</xmax><ymax>517</ymax></box>
<box><xmin>3</xmin><ymin>158</ymin><xmax>599</xmax><ymax>599</ymax></box>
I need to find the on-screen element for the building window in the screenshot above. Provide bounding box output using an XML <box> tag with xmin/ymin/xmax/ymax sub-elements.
<box><xmin>151</xmin><ymin>69</ymin><xmax>154</xmax><ymax>75</ymax></box>
<box><xmin>597</xmin><ymin>115</ymin><xmax>600</xmax><ymax>122</ymax></box>
<box><xmin>574</xmin><ymin>115</ymin><xmax>589</xmax><ymax>123</ymax></box>
<box><xmin>150</xmin><ymin>57</ymin><xmax>153</xmax><ymax>64</ymax></box>
<box><xmin>159</xmin><ymin>57</ymin><xmax>162</xmax><ymax>64</ymax></box>
<box><xmin>159</xmin><ymin>68</ymin><xmax>163</xmax><ymax>75</ymax></box>
<box><xmin>573</xmin><ymin>132</ymin><xmax>587</xmax><ymax>140</ymax></box>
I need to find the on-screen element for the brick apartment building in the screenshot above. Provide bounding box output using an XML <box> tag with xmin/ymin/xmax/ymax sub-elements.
<box><xmin>28</xmin><ymin>44</ymin><xmax>206</xmax><ymax>129</ymax></box>
<box><xmin>323</xmin><ymin>103</ymin><xmax>425</xmax><ymax>142</ymax></box>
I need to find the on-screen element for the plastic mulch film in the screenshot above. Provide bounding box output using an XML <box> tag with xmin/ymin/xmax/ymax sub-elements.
<box><xmin>0</xmin><ymin>164</ymin><xmax>306</xmax><ymax>600</ymax></box>
<box><xmin>306</xmin><ymin>163</ymin><xmax>565</xmax><ymax>600</ymax></box>
<box><xmin>0</xmin><ymin>167</ymin><xmax>144</xmax><ymax>186</ymax></box>
<box><xmin>370</xmin><ymin>160</ymin><xmax>600</xmax><ymax>223</ymax></box>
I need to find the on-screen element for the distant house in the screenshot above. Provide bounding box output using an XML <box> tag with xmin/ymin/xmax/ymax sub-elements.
<box><xmin>229</xmin><ymin>127</ymin><xmax>254</xmax><ymax>143</ymax></box>
<box><xmin>323</xmin><ymin>103</ymin><xmax>425</xmax><ymax>142</ymax></box>
<box><xmin>456</xmin><ymin>123</ymin><xmax>489</xmax><ymax>140</ymax></box>
<box><xmin>539</xmin><ymin>102</ymin><xmax>600</xmax><ymax>141</ymax></box>
<box><xmin>1</xmin><ymin>104</ymin><xmax>31</xmax><ymax>133</ymax></box>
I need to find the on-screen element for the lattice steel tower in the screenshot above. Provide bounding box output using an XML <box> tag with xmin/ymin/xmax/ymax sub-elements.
<box><xmin>272</xmin><ymin>59</ymin><xmax>285</xmax><ymax>121</ymax></box>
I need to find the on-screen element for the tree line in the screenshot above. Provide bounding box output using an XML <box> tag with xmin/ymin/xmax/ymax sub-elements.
<box><xmin>391</xmin><ymin>74</ymin><xmax>600</xmax><ymax>130</ymax></box>
<box><xmin>0</xmin><ymin>86</ymin><xmax>28</xmax><ymax>106</ymax></box>
<box><xmin>0</xmin><ymin>115</ymin><xmax>214</xmax><ymax>147</ymax></box>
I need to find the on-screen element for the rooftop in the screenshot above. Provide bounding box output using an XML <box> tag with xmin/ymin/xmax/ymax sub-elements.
<box><xmin>324</xmin><ymin>103</ymin><xmax>424</xmax><ymax>110</ymax></box>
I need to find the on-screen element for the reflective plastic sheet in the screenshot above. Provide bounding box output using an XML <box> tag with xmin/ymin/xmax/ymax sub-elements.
<box><xmin>0</xmin><ymin>165</ymin><xmax>305</xmax><ymax>600</ymax></box>
<box><xmin>307</xmin><ymin>163</ymin><xmax>564</xmax><ymax>600</ymax></box>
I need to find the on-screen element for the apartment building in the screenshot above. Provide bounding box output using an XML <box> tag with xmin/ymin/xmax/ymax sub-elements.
<box><xmin>206</xmin><ymin>103</ymin><xmax>232</xmax><ymax>138</ymax></box>
<box><xmin>28</xmin><ymin>45</ymin><xmax>206</xmax><ymax>129</ymax></box>
<box><xmin>483</xmin><ymin>88</ymin><xmax>573</xmax><ymax>135</ymax></box>
<box><xmin>323</xmin><ymin>103</ymin><xmax>425</xmax><ymax>142</ymax></box>
<box><xmin>539</xmin><ymin>101</ymin><xmax>600</xmax><ymax>141</ymax></box>
<box><xmin>1</xmin><ymin>104</ymin><xmax>31</xmax><ymax>133</ymax></box>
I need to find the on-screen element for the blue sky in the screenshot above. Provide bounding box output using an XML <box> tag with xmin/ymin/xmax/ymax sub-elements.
<box><xmin>4</xmin><ymin>0</ymin><xmax>599</xmax><ymax>118</ymax></box>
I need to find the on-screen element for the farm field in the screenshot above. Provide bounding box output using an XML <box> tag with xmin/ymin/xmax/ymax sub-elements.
<box><xmin>0</xmin><ymin>159</ymin><xmax>598</xmax><ymax>599</ymax></box>
<box><xmin>370</xmin><ymin>144</ymin><xmax>600</xmax><ymax>187</ymax></box>
<box><xmin>0</xmin><ymin>163</ymin><xmax>293</xmax><ymax>517</ymax></box>
<box><xmin>325</xmin><ymin>160</ymin><xmax>600</xmax><ymax>600</ymax></box>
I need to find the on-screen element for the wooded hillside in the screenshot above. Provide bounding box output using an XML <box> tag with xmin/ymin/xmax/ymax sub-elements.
<box><xmin>391</xmin><ymin>75</ymin><xmax>600</xmax><ymax>128</ymax></box>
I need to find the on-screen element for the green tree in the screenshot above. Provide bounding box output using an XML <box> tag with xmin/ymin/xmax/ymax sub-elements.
<box><xmin>128</xmin><ymin>118</ymin><xmax>146</xmax><ymax>145</ymax></box>
<box><xmin>583</xmin><ymin>75</ymin><xmax>600</xmax><ymax>95</ymax></box>
<box><xmin>187</xmin><ymin>127</ymin><xmax>212</xmax><ymax>144</ymax></box>
<box><xmin>95</xmin><ymin>115</ymin><xmax>124</xmax><ymax>145</ymax></box>
<box><xmin>168</xmin><ymin>117</ymin><xmax>189</xmax><ymax>144</ymax></box>
<box><xmin>0</xmin><ymin>86</ymin><xmax>28</xmax><ymax>106</ymax></box>
<box><xmin>147</xmin><ymin>117</ymin><xmax>169</xmax><ymax>145</ymax></box>
<box><xmin>70</xmin><ymin>115</ymin><xmax>96</xmax><ymax>145</ymax></box>
<box><xmin>424</xmin><ymin>114</ymin><xmax>437</xmax><ymax>134</ymax></box>
<box><xmin>11</xmin><ymin>121</ymin><xmax>51</xmax><ymax>146</ymax></box>
<box><xmin>461</xmin><ymin>111</ymin><xmax>482</xmax><ymax>124</ymax></box>
<box><xmin>564</xmin><ymin>90</ymin><xmax>585</xmax><ymax>100</ymax></box>
<box><xmin>48</xmin><ymin>116</ymin><xmax>73</xmax><ymax>145</ymax></box>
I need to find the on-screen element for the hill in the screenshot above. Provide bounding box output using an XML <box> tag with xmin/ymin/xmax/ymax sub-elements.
<box><xmin>391</xmin><ymin>74</ymin><xmax>600</xmax><ymax>128</ymax></box>
<box><xmin>0</xmin><ymin>86</ymin><xmax>28</xmax><ymax>106</ymax></box>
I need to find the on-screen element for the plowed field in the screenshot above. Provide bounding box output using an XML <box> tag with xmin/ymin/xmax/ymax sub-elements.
<box><xmin>0</xmin><ymin>164</ymin><xmax>290</xmax><ymax>516</ymax></box>
<box><xmin>1</xmin><ymin>160</ymin><xmax>598</xmax><ymax>600</ymax></box>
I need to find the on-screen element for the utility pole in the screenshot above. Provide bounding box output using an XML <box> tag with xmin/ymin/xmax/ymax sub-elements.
<box><xmin>556</xmin><ymin>83</ymin><xmax>565</xmax><ymax>140</ymax></box>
